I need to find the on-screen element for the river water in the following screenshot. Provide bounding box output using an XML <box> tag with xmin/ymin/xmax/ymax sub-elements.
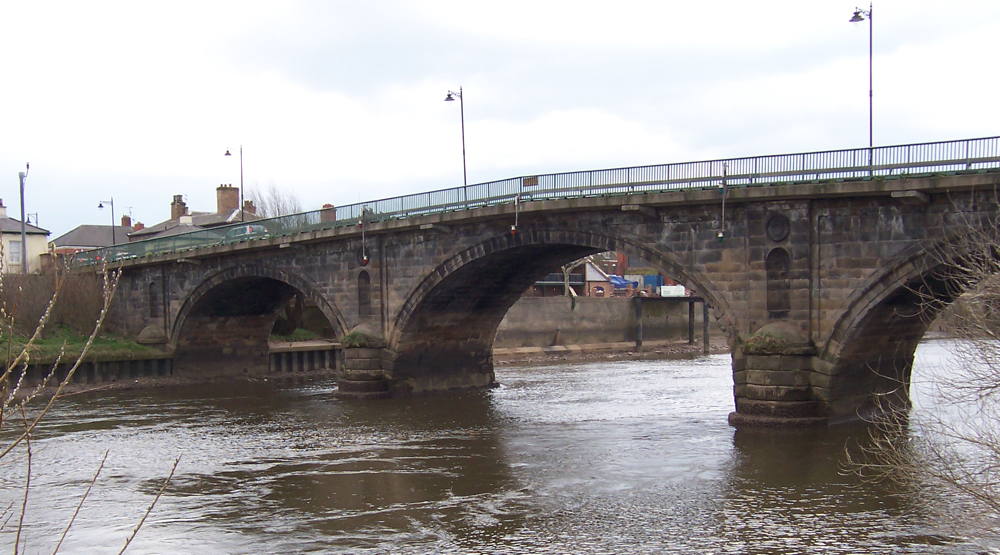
<box><xmin>1</xmin><ymin>339</ymin><xmax>996</xmax><ymax>553</ymax></box>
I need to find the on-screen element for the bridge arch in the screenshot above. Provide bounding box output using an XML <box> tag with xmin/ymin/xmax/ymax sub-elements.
<box><xmin>170</xmin><ymin>264</ymin><xmax>347</xmax><ymax>377</ymax></box>
<box><xmin>820</xmin><ymin>225</ymin><xmax>998</xmax><ymax>421</ymax></box>
<box><xmin>387</xmin><ymin>227</ymin><xmax>731</xmax><ymax>394</ymax></box>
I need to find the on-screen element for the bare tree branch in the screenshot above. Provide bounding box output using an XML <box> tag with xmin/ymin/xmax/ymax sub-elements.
<box><xmin>52</xmin><ymin>450</ymin><xmax>110</xmax><ymax>554</ymax></box>
<box><xmin>0</xmin><ymin>267</ymin><xmax>120</xmax><ymax>461</ymax></box>
<box><xmin>14</xmin><ymin>406</ymin><xmax>33</xmax><ymax>555</ymax></box>
<box><xmin>246</xmin><ymin>184</ymin><xmax>303</xmax><ymax>218</ymax></box>
<box><xmin>118</xmin><ymin>456</ymin><xmax>180</xmax><ymax>555</ymax></box>
<box><xmin>848</xmin><ymin>188</ymin><xmax>1000</xmax><ymax>534</ymax></box>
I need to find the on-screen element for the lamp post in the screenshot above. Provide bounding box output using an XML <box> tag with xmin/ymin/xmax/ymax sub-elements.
<box><xmin>98</xmin><ymin>198</ymin><xmax>116</xmax><ymax>246</ymax></box>
<box><xmin>444</xmin><ymin>88</ymin><xmax>467</xmax><ymax>188</ymax></box>
<box><xmin>225</xmin><ymin>146</ymin><xmax>245</xmax><ymax>222</ymax></box>
<box><xmin>850</xmin><ymin>3</ymin><xmax>873</xmax><ymax>168</ymax></box>
<box><xmin>17</xmin><ymin>163</ymin><xmax>29</xmax><ymax>274</ymax></box>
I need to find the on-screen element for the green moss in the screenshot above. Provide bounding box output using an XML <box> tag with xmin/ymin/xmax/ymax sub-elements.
<box><xmin>339</xmin><ymin>330</ymin><xmax>384</xmax><ymax>348</ymax></box>
<box><xmin>743</xmin><ymin>332</ymin><xmax>788</xmax><ymax>355</ymax></box>
<box><xmin>271</xmin><ymin>328</ymin><xmax>320</xmax><ymax>342</ymax></box>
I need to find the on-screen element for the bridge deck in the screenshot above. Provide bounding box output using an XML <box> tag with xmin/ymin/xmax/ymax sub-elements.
<box><xmin>81</xmin><ymin>136</ymin><xmax>1000</xmax><ymax>266</ymax></box>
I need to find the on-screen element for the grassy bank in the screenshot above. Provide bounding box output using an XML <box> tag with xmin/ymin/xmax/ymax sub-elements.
<box><xmin>1</xmin><ymin>326</ymin><xmax>328</xmax><ymax>366</ymax></box>
<box><xmin>1</xmin><ymin>326</ymin><xmax>166</xmax><ymax>364</ymax></box>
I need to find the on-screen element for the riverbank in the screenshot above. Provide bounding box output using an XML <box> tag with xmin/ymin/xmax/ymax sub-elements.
<box><xmin>49</xmin><ymin>367</ymin><xmax>340</xmax><ymax>399</ymax></box>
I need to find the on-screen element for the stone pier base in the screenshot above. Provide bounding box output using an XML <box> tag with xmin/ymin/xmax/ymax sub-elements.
<box><xmin>729</xmin><ymin>325</ymin><xmax>827</xmax><ymax>428</ymax></box>
<box><xmin>336</xmin><ymin>347</ymin><xmax>390</xmax><ymax>399</ymax></box>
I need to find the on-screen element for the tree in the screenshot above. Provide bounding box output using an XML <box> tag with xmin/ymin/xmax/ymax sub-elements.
<box><xmin>246</xmin><ymin>183</ymin><xmax>303</xmax><ymax>218</ymax></box>
<box><xmin>848</xmin><ymin>199</ymin><xmax>1000</xmax><ymax>537</ymax></box>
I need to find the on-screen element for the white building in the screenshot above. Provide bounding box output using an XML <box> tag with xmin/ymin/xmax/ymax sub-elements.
<box><xmin>0</xmin><ymin>200</ymin><xmax>49</xmax><ymax>273</ymax></box>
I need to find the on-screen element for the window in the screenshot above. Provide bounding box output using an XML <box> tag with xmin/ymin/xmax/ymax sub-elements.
<box><xmin>7</xmin><ymin>241</ymin><xmax>22</xmax><ymax>267</ymax></box>
<box><xmin>765</xmin><ymin>247</ymin><xmax>791</xmax><ymax>318</ymax></box>
<box><xmin>149</xmin><ymin>281</ymin><xmax>160</xmax><ymax>318</ymax></box>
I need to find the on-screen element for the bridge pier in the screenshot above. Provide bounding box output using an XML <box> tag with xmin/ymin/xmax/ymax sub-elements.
<box><xmin>337</xmin><ymin>347</ymin><xmax>390</xmax><ymax>399</ymax></box>
<box><xmin>728</xmin><ymin>322</ymin><xmax>826</xmax><ymax>428</ymax></box>
<box><xmin>388</xmin><ymin>340</ymin><xmax>497</xmax><ymax>394</ymax></box>
<box><xmin>729</xmin><ymin>351</ymin><xmax>826</xmax><ymax>428</ymax></box>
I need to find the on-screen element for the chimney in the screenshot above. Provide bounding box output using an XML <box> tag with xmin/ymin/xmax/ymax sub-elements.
<box><xmin>321</xmin><ymin>203</ymin><xmax>336</xmax><ymax>223</ymax></box>
<box><xmin>0</xmin><ymin>199</ymin><xmax>6</xmax><ymax>219</ymax></box>
<box><xmin>133</xmin><ymin>222</ymin><xmax>145</xmax><ymax>231</ymax></box>
<box><xmin>121</xmin><ymin>214</ymin><xmax>132</xmax><ymax>229</ymax></box>
<box><xmin>242</xmin><ymin>199</ymin><xmax>256</xmax><ymax>215</ymax></box>
<box><xmin>217</xmin><ymin>184</ymin><xmax>239</xmax><ymax>214</ymax></box>
<box><xmin>170</xmin><ymin>195</ymin><xmax>188</xmax><ymax>220</ymax></box>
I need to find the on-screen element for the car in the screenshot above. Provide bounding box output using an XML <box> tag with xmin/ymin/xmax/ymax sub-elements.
<box><xmin>222</xmin><ymin>223</ymin><xmax>270</xmax><ymax>244</ymax></box>
<box><xmin>107</xmin><ymin>248</ymin><xmax>138</xmax><ymax>262</ymax></box>
<box><xmin>70</xmin><ymin>251</ymin><xmax>101</xmax><ymax>266</ymax></box>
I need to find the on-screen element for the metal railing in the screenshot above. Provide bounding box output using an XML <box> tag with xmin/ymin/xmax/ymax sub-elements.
<box><xmin>77</xmin><ymin>136</ymin><xmax>1000</xmax><ymax>265</ymax></box>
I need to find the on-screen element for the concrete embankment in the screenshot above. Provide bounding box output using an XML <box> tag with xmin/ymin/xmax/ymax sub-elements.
<box><xmin>496</xmin><ymin>296</ymin><xmax>720</xmax><ymax>344</ymax></box>
<box><xmin>493</xmin><ymin>295</ymin><xmax>727</xmax><ymax>365</ymax></box>
<box><xmin>494</xmin><ymin>339</ymin><xmax>731</xmax><ymax>366</ymax></box>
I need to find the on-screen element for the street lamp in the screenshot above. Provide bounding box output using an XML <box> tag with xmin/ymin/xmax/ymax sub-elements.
<box><xmin>17</xmin><ymin>163</ymin><xmax>29</xmax><ymax>274</ymax></box>
<box><xmin>224</xmin><ymin>146</ymin><xmax>245</xmax><ymax>222</ymax></box>
<box><xmin>98</xmin><ymin>198</ymin><xmax>116</xmax><ymax>246</ymax></box>
<box><xmin>444</xmin><ymin>87</ymin><xmax>467</xmax><ymax>188</ymax></box>
<box><xmin>850</xmin><ymin>3</ymin><xmax>873</xmax><ymax>168</ymax></box>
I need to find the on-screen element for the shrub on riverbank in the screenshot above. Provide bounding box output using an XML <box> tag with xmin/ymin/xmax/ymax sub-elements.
<box><xmin>1</xmin><ymin>272</ymin><xmax>104</xmax><ymax>337</ymax></box>
<box><xmin>271</xmin><ymin>327</ymin><xmax>320</xmax><ymax>342</ymax></box>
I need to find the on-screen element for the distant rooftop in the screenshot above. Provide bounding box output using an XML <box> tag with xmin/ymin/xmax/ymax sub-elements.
<box><xmin>51</xmin><ymin>225</ymin><xmax>131</xmax><ymax>248</ymax></box>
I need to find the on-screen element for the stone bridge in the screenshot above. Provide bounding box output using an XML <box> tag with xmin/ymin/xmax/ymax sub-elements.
<box><xmin>103</xmin><ymin>162</ymin><xmax>1000</xmax><ymax>427</ymax></box>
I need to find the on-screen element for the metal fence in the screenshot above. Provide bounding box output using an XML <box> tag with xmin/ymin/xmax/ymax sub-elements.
<box><xmin>78</xmin><ymin>135</ymin><xmax>1000</xmax><ymax>265</ymax></box>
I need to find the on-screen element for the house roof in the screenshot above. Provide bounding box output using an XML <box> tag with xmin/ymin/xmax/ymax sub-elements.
<box><xmin>51</xmin><ymin>225</ymin><xmax>131</xmax><ymax>248</ymax></box>
<box><xmin>129</xmin><ymin>208</ymin><xmax>256</xmax><ymax>240</ymax></box>
<box><xmin>0</xmin><ymin>218</ymin><xmax>48</xmax><ymax>235</ymax></box>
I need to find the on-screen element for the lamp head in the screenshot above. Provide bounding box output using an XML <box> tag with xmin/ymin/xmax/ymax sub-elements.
<box><xmin>850</xmin><ymin>10</ymin><xmax>866</xmax><ymax>22</ymax></box>
<box><xmin>225</xmin><ymin>149</ymin><xmax>232</xmax><ymax>157</ymax></box>
<box><xmin>98</xmin><ymin>202</ymin><xmax>104</xmax><ymax>209</ymax></box>
<box><xmin>444</xmin><ymin>93</ymin><xmax>455</xmax><ymax>102</ymax></box>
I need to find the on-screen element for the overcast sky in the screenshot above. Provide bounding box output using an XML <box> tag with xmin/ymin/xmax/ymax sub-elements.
<box><xmin>3</xmin><ymin>1</ymin><xmax>998</xmax><ymax>238</ymax></box>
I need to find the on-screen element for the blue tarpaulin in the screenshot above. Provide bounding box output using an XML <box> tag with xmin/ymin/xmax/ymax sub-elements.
<box><xmin>609</xmin><ymin>275</ymin><xmax>638</xmax><ymax>289</ymax></box>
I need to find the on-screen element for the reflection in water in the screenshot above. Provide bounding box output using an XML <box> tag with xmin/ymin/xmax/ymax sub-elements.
<box><xmin>0</xmin><ymin>341</ymin><xmax>995</xmax><ymax>553</ymax></box>
<box><xmin>718</xmin><ymin>428</ymin><xmax>946</xmax><ymax>554</ymax></box>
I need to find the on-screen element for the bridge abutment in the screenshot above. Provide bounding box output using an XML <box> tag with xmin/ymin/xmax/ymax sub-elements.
<box><xmin>174</xmin><ymin>314</ymin><xmax>273</xmax><ymax>376</ymax></box>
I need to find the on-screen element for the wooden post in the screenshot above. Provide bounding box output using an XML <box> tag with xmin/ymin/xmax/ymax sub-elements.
<box><xmin>702</xmin><ymin>301</ymin><xmax>710</xmax><ymax>355</ymax></box>
<box><xmin>688</xmin><ymin>300</ymin><xmax>695</xmax><ymax>344</ymax></box>
<box><xmin>634</xmin><ymin>297</ymin><xmax>644</xmax><ymax>350</ymax></box>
